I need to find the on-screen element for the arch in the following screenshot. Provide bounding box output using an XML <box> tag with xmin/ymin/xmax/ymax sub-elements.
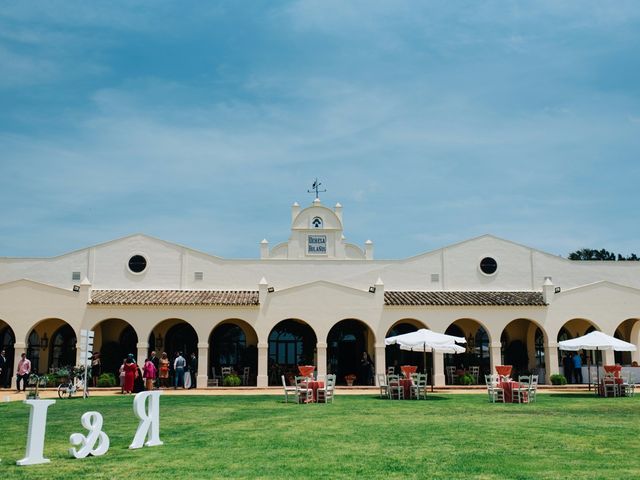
<box><xmin>267</xmin><ymin>319</ymin><xmax>317</xmax><ymax>386</ymax></box>
<box><xmin>26</xmin><ymin>318</ymin><xmax>76</xmax><ymax>374</ymax></box>
<box><xmin>209</xmin><ymin>319</ymin><xmax>259</xmax><ymax>385</ymax></box>
<box><xmin>385</xmin><ymin>319</ymin><xmax>429</xmax><ymax>376</ymax></box>
<box><xmin>614</xmin><ymin>318</ymin><xmax>640</xmax><ymax>365</ymax></box>
<box><xmin>49</xmin><ymin>324</ymin><xmax>77</xmax><ymax>370</ymax></box>
<box><xmin>500</xmin><ymin>318</ymin><xmax>549</xmax><ymax>380</ymax></box>
<box><xmin>327</xmin><ymin>318</ymin><xmax>375</xmax><ymax>386</ymax></box>
<box><xmin>556</xmin><ymin>318</ymin><xmax>600</xmax><ymax>383</ymax></box>
<box><xmin>444</xmin><ymin>318</ymin><xmax>493</xmax><ymax>382</ymax></box>
<box><xmin>91</xmin><ymin>318</ymin><xmax>139</xmax><ymax>378</ymax></box>
<box><xmin>0</xmin><ymin>321</ymin><xmax>15</xmax><ymax>387</ymax></box>
<box><xmin>148</xmin><ymin>319</ymin><xmax>199</xmax><ymax>361</ymax></box>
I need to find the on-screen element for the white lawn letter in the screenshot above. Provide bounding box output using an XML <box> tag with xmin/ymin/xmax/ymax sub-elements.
<box><xmin>129</xmin><ymin>391</ymin><xmax>163</xmax><ymax>449</ymax></box>
<box><xmin>17</xmin><ymin>399</ymin><xmax>56</xmax><ymax>466</ymax></box>
<box><xmin>69</xmin><ymin>411</ymin><xmax>110</xmax><ymax>458</ymax></box>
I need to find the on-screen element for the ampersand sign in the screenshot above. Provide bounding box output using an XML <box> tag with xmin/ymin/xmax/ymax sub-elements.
<box><xmin>69</xmin><ymin>411</ymin><xmax>110</xmax><ymax>459</ymax></box>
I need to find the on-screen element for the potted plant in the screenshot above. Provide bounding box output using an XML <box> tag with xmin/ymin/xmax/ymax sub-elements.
<box><xmin>97</xmin><ymin>373</ymin><xmax>117</xmax><ymax>387</ymax></box>
<box><xmin>223</xmin><ymin>374</ymin><xmax>242</xmax><ymax>386</ymax></box>
<box><xmin>550</xmin><ymin>374</ymin><xmax>567</xmax><ymax>385</ymax></box>
<box><xmin>344</xmin><ymin>374</ymin><xmax>357</xmax><ymax>386</ymax></box>
<box><xmin>55</xmin><ymin>367</ymin><xmax>70</xmax><ymax>384</ymax></box>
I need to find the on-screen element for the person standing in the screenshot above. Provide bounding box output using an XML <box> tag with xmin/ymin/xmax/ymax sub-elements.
<box><xmin>123</xmin><ymin>357</ymin><xmax>137</xmax><ymax>394</ymax></box>
<box><xmin>143</xmin><ymin>358</ymin><xmax>157</xmax><ymax>391</ymax></box>
<box><xmin>174</xmin><ymin>351</ymin><xmax>186</xmax><ymax>389</ymax></box>
<box><xmin>0</xmin><ymin>349</ymin><xmax>8</xmax><ymax>388</ymax></box>
<box><xmin>150</xmin><ymin>351</ymin><xmax>160</xmax><ymax>388</ymax></box>
<box><xmin>359</xmin><ymin>352</ymin><xmax>373</xmax><ymax>386</ymax></box>
<box><xmin>189</xmin><ymin>352</ymin><xmax>198</xmax><ymax>389</ymax></box>
<box><xmin>91</xmin><ymin>352</ymin><xmax>102</xmax><ymax>387</ymax></box>
<box><xmin>16</xmin><ymin>353</ymin><xmax>31</xmax><ymax>392</ymax></box>
<box><xmin>158</xmin><ymin>352</ymin><xmax>170</xmax><ymax>388</ymax></box>
<box><xmin>573</xmin><ymin>351</ymin><xmax>583</xmax><ymax>384</ymax></box>
<box><xmin>562</xmin><ymin>353</ymin><xmax>573</xmax><ymax>384</ymax></box>
<box><xmin>119</xmin><ymin>358</ymin><xmax>127</xmax><ymax>394</ymax></box>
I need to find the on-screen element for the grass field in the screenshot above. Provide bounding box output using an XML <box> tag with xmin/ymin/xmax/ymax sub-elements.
<box><xmin>0</xmin><ymin>392</ymin><xmax>638</xmax><ymax>479</ymax></box>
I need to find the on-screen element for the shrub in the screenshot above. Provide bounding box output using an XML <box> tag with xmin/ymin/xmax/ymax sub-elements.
<box><xmin>97</xmin><ymin>373</ymin><xmax>117</xmax><ymax>387</ymax></box>
<box><xmin>223</xmin><ymin>374</ymin><xmax>242</xmax><ymax>386</ymax></box>
<box><xmin>550</xmin><ymin>374</ymin><xmax>567</xmax><ymax>385</ymax></box>
<box><xmin>458</xmin><ymin>373</ymin><xmax>474</xmax><ymax>385</ymax></box>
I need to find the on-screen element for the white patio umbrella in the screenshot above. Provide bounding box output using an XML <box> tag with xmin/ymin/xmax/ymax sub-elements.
<box><xmin>558</xmin><ymin>331</ymin><xmax>637</xmax><ymax>387</ymax></box>
<box><xmin>385</xmin><ymin>329</ymin><xmax>467</xmax><ymax>391</ymax></box>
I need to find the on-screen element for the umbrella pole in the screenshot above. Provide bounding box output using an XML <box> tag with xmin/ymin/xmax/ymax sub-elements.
<box><xmin>587</xmin><ymin>353</ymin><xmax>591</xmax><ymax>391</ymax></box>
<box><xmin>431</xmin><ymin>347</ymin><xmax>434</xmax><ymax>393</ymax></box>
<box><xmin>596</xmin><ymin>347</ymin><xmax>600</xmax><ymax>389</ymax></box>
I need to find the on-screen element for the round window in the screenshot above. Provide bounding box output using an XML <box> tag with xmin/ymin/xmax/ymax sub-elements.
<box><xmin>128</xmin><ymin>255</ymin><xmax>147</xmax><ymax>273</ymax></box>
<box><xmin>479</xmin><ymin>257</ymin><xmax>498</xmax><ymax>275</ymax></box>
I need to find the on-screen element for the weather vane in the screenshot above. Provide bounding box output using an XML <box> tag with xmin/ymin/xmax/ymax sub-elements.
<box><xmin>307</xmin><ymin>178</ymin><xmax>326</xmax><ymax>199</ymax></box>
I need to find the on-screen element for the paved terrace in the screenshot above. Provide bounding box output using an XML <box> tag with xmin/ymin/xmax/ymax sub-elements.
<box><xmin>0</xmin><ymin>385</ymin><xmax>593</xmax><ymax>402</ymax></box>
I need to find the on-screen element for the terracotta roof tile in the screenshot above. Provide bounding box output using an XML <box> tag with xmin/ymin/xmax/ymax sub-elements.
<box><xmin>384</xmin><ymin>291</ymin><xmax>546</xmax><ymax>306</ymax></box>
<box><xmin>89</xmin><ymin>290</ymin><xmax>259</xmax><ymax>306</ymax></box>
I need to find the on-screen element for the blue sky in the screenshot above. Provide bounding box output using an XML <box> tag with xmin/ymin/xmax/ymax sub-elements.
<box><xmin>1</xmin><ymin>1</ymin><xmax>639</xmax><ymax>259</ymax></box>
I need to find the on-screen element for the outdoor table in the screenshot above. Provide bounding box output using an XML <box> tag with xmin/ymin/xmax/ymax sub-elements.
<box><xmin>400</xmin><ymin>365</ymin><xmax>417</xmax><ymax>378</ymax></box>
<box><xmin>495</xmin><ymin>365</ymin><xmax>512</xmax><ymax>379</ymax></box>
<box><xmin>303</xmin><ymin>380</ymin><xmax>324</xmax><ymax>402</ymax></box>
<box><xmin>603</xmin><ymin>365</ymin><xmax>622</xmax><ymax>378</ymax></box>
<box><xmin>298</xmin><ymin>365</ymin><xmax>315</xmax><ymax>378</ymax></box>
<box><xmin>500</xmin><ymin>380</ymin><xmax>527</xmax><ymax>403</ymax></box>
<box><xmin>597</xmin><ymin>377</ymin><xmax>623</xmax><ymax>397</ymax></box>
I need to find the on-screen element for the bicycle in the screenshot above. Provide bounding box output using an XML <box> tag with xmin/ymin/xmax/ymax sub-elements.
<box><xmin>58</xmin><ymin>374</ymin><xmax>89</xmax><ymax>399</ymax></box>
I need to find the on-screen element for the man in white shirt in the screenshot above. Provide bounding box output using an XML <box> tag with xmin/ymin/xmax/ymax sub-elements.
<box><xmin>173</xmin><ymin>352</ymin><xmax>186</xmax><ymax>389</ymax></box>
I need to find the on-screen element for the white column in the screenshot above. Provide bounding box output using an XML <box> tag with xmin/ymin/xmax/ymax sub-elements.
<box><xmin>603</xmin><ymin>349</ymin><xmax>615</xmax><ymax>366</ymax></box>
<box><xmin>490</xmin><ymin>343</ymin><xmax>502</xmax><ymax>374</ymax></box>
<box><xmin>257</xmin><ymin>342</ymin><xmax>268</xmax><ymax>387</ymax></box>
<box><xmin>545</xmin><ymin>342</ymin><xmax>559</xmax><ymax>384</ymax></box>
<box><xmin>433</xmin><ymin>352</ymin><xmax>445</xmax><ymax>387</ymax></box>
<box><xmin>316</xmin><ymin>342</ymin><xmax>327</xmax><ymax>379</ymax></box>
<box><xmin>12</xmin><ymin>342</ymin><xmax>26</xmax><ymax>389</ymax></box>
<box><xmin>136</xmin><ymin>342</ymin><xmax>148</xmax><ymax>367</ymax></box>
<box><xmin>196</xmin><ymin>342</ymin><xmax>209</xmax><ymax>388</ymax></box>
<box><xmin>374</xmin><ymin>344</ymin><xmax>386</xmax><ymax>385</ymax></box>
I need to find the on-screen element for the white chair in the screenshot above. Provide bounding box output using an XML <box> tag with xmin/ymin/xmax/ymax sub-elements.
<box><xmin>317</xmin><ymin>374</ymin><xmax>336</xmax><ymax>404</ymax></box>
<box><xmin>281</xmin><ymin>375</ymin><xmax>297</xmax><ymax>403</ymax></box>
<box><xmin>242</xmin><ymin>366</ymin><xmax>250</xmax><ymax>386</ymax></box>
<box><xmin>377</xmin><ymin>373</ymin><xmax>390</xmax><ymax>399</ymax></box>
<box><xmin>410</xmin><ymin>373</ymin><xmax>428</xmax><ymax>400</ymax></box>
<box><xmin>513</xmin><ymin>376</ymin><xmax>530</xmax><ymax>403</ymax></box>
<box><xmin>388</xmin><ymin>374</ymin><xmax>404</xmax><ymax>400</ymax></box>
<box><xmin>485</xmin><ymin>374</ymin><xmax>504</xmax><ymax>403</ymax></box>
<box><xmin>386</xmin><ymin>366</ymin><xmax>395</xmax><ymax>375</ymax></box>
<box><xmin>209</xmin><ymin>367</ymin><xmax>221</xmax><ymax>386</ymax></box>
<box><xmin>528</xmin><ymin>374</ymin><xmax>539</xmax><ymax>403</ymax></box>
<box><xmin>621</xmin><ymin>372</ymin><xmax>635</xmax><ymax>397</ymax></box>
<box><xmin>445</xmin><ymin>366</ymin><xmax>457</xmax><ymax>385</ymax></box>
<box><xmin>294</xmin><ymin>375</ymin><xmax>313</xmax><ymax>403</ymax></box>
<box><xmin>602</xmin><ymin>375</ymin><xmax>618</xmax><ymax>397</ymax></box>
<box><xmin>469</xmin><ymin>366</ymin><xmax>480</xmax><ymax>384</ymax></box>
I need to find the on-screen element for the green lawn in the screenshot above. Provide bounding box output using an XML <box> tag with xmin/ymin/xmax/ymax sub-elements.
<box><xmin>0</xmin><ymin>393</ymin><xmax>638</xmax><ymax>479</ymax></box>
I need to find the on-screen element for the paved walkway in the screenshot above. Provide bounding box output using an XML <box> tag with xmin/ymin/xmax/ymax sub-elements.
<box><xmin>0</xmin><ymin>385</ymin><xmax>593</xmax><ymax>402</ymax></box>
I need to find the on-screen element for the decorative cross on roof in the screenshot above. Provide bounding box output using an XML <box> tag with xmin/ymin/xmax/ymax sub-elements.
<box><xmin>307</xmin><ymin>178</ymin><xmax>326</xmax><ymax>200</ymax></box>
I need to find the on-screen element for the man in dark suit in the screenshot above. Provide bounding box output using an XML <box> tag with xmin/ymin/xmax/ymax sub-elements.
<box><xmin>0</xmin><ymin>349</ymin><xmax>8</xmax><ymax>388</ymax></box>
<box><xmin>189</xmin><ymin>353</ymin><xmax>198</xmax><ymax>389</ymax></box>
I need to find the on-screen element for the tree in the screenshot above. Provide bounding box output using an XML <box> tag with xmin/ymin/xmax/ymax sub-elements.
<box><xmin>568</xmin><ymin>248</ymin><xmax>639</xmax><ymax>261</ymax></box>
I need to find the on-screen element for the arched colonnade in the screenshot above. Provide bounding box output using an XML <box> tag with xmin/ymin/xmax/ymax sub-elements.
<box><xmin>1</xmin><ymin>315</ymin><xmax>639</xmax><ymax>388</ymax></box>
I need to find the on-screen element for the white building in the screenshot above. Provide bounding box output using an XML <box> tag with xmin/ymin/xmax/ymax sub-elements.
<box><xmin>1</xmin><ymin>198</ymin><xmax>639</xmax><ymax>388</ymax></box>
